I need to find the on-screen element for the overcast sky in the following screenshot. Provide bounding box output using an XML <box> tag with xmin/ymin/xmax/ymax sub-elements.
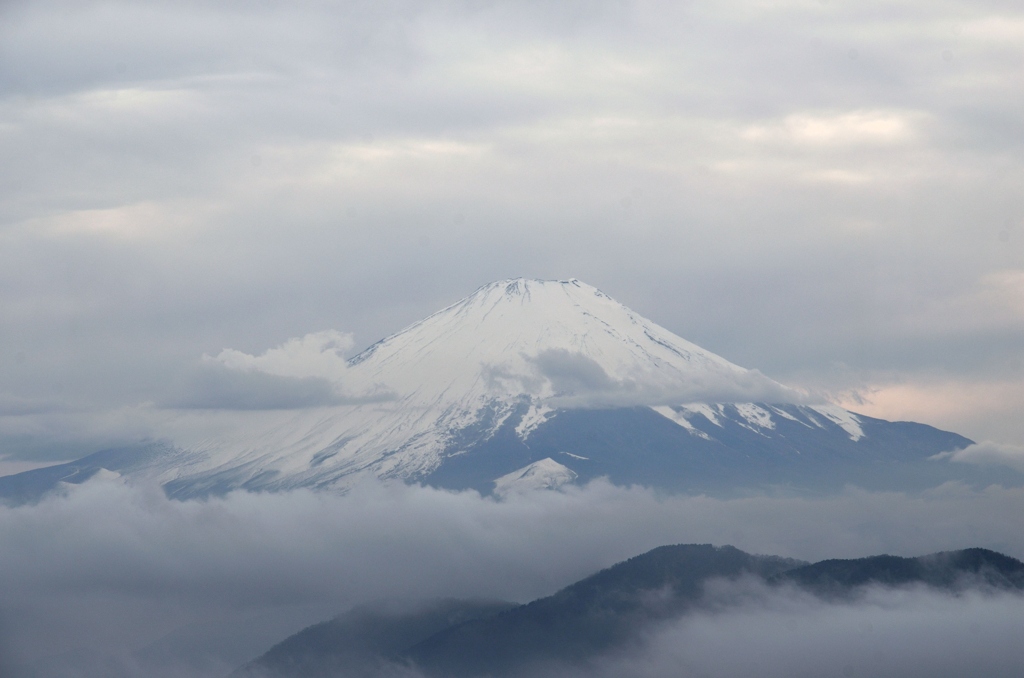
<box><xmin>1</xmin><ymin>0</ymin><xmax>1023</xmax><ymax>465</ymax></box>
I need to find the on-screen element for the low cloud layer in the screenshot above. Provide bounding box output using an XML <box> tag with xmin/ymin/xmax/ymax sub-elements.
<box><xmin>548</xmin><ymin>584</ymin><xmax>1024</xmax><ymax>678</ymax></box>
<box><xmin>163</xmin><ymin>331</ymin><xmax>394</xmax><ymax>410</ymax></box>
<box><xmin>210</xmin><ymin>331</ymin><xmax>354</xmax><ymax>382</ymax></box>
<box><xmin>934</xmin><ymin>441</ymin><xmax>1024</xmax><ymax>473</ymax></box>
<box><xmin>164</xmin><ymin>364</ymin><xmax>343</xmax><ymax>410</ymax></box>
<box><xmin>4</xmin><ymin>477</ymin><xmax>1024</xmax><ymax>676</ymax></box>
<box><xmin>527</xmin><ymin>348</ymin><xmax>809</xmax><ymax>408</ymax></box>
<box><xmin>170</xmin><ymin>340</ymin><xmax>809</xmax><ymax>414</ymax></box>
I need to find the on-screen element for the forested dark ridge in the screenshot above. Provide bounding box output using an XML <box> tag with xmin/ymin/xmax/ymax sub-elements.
<box><xmin>236</xmin><ymin>544</ymin><xmax>1024</xmax><ymax>678</ymax></box>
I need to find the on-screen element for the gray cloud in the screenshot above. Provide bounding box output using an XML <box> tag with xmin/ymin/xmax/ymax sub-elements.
<box><xmin>3</xmin><ymin>476</ymin><xmax>1024</xmax><ymax>676</ymax></box>
<box><xmin>541</xmin><ymin>583</ymin><xmax>1024</xmax><ymax>678</ymax></box>
<box><xmin>162</xmin><ymin>363</ymin><xmax>396</xmax><ymax>411</ymax></box>
<box><xmin>0</xmin><ymin>393</ymin><xmax>63</xmax><ymax>416</ymax></box>
<box><xmin>162</xmin><ymin>363</ymin><xmax>344</xmax><ymax>410</ymax></box>
<box><xmin>527</xmin><ymin>348</ymin><xmax>809</xmax><ymax>408</ymax></box>
<box><xmin>934</xmin><ymin>440</ymin><xmax>1024</xmax><ymax>473</ymax></box>
<box><xmin>160</xmin><ymin>330</ymin><xmax>395</xmax><ymax>410</ymax></box>
<box><xmin>529</xmin><ymin>349</ymin><xmax>616</xmax><ymax>394</ymax></box>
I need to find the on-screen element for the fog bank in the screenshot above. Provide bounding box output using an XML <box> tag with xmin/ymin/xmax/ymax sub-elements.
<box><xmin>2</xmin><ymin>476</ymin><xmax>1024</xmax><ymax>676</ymax></box>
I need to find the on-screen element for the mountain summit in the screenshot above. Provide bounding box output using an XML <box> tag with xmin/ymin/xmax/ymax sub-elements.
<box><xmin>0</xmin><ymin>278</ymin><xmax>987</xmax><ymax>502</ymax></box>
<box><xmin>346</xmin><ymin>278</ymin><xmax>798</xmax><ymax>410</ymax></box>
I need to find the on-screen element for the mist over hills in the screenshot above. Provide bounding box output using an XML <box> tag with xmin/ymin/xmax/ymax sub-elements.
<box><xmin>3</xmin><ymin>279</ymin><xmax>1020</xmax><ymax>677</ymax></box>
<box><xmin>237</xmin><ymin>543</ymin><xmax>1024</xmax><ymax>678</ymax></box>
<box><xmin>232</xmin><ymin>599</ymin><xmax>517</xmax><ymax>678</ymax></box>
<box><xmin>0</xmin><ymin>278</ymin><xmax>1005</xmax><ymax>504</ymax></box>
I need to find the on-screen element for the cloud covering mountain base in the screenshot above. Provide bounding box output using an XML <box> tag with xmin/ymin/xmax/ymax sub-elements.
<box><xmin>547</xmin><ymin>585</ymin><xmax>1024</xmax><ymax>678</ymax></box>
<box><xmin>3</xmin><ymin>476</ymin><xmax>1024</xmax><ymax>677</ymax></box>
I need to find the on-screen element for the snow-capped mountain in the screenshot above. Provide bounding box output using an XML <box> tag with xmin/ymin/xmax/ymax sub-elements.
<box><xmin>0</xmin><ymin>278</ymin><xmax>991</xmax><ymax>502</ymax></box>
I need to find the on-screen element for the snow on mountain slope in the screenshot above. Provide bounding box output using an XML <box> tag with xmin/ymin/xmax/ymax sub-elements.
<box><xmin>10</xmin><ymin>277</ymin><xmax>970</xmax><ymax>502</ymax></box>
<box><xmin>136</xmin><ymin>278</ymin><xmax>809</xmax><ymax>493</ymax></box>
<box><xmin>345</xmin><ymin>277</ymin><xmax>795</xmax><ymax>408</ymax></box>
<box><xmin>649</xmin><ymin>402</ymin><xmax>866</xmax><ymax>442</ymax></box>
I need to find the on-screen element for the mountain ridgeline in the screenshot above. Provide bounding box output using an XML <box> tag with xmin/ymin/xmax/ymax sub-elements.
<box><xmin>234</xmin><ymin>544</ymin><xmax>1024</xmax><ymax>678</ymax></box>
<box><xmin>0</xmin><ymin>278</ymin><xmax>1009</xmax><ymax>504</ymax></box>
